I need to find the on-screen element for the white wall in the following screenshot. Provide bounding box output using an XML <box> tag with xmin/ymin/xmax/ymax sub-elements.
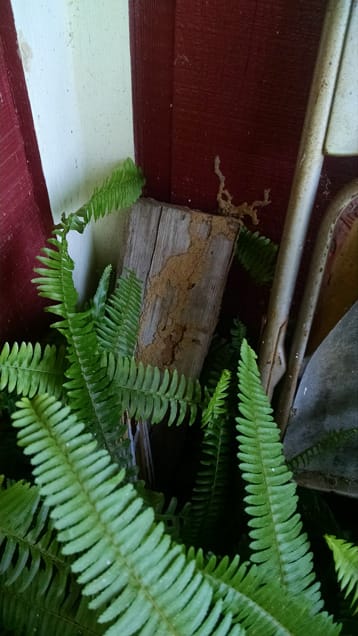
<box><xmin>325</xmin><ymin>0</ymin><xmax>358</xmax><ymax>156</ymax></box>
<box><xmin>11</xmin><ymin>0</ymin><xmax>134</xmax><ymax>297</ymax></box>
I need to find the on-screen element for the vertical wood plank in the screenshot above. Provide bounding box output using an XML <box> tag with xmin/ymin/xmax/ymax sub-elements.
<box><xmin>118</xmin><ymin>198</ymin><xmax>162</xmax><ymax>287</ymax></box>
<box><xmin>170</xmin><ymin>0</ymin><xmax>326</xmax><ymax>234</ymax></box>
<box><xmin>122</xmin><ymin>199</ymin><xmax>240</xmax><ymax>377</ymax></box>
<box><xmin>129</xmin><ymin>0</ymin><xmax>176</xmax><ymax>202</ymax></box>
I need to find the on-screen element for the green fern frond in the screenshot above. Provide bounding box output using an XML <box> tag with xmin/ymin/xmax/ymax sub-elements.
<box><xmin>185</xmin><ymin>424</ymin><xmax>233</xmax><ymax>551</ymax></box>
<box><xmin>201</xmin><ymin>337</ymin><xmax>234</xmax><ymax>392</ymax></box>
<box><xmin>182</xmin><ymin>370</ymin><xmax>233</xmax><ymax>550</ymax></box>
<box><xmin>236</xmin><ymin>339</ymin><xmax>322</xmax><ymax>610</ymax></box>
<box><xmin>11</xmin><ymin>394</ymin><xmax>239</xmax><ymax>636</ymax></box>
<box><xmin>0</xmin><ymin>480</ymin><xmax>104</xmax><ymax>635</ymax></box>
<box><xmin>135</xmin><ymin>481</ymin><xmax>191</xmax><ymax>542</ymax></box>
<box><xmin>91</xmin><ymin>265</ymin><xmax>113</xmax><ymax>323</ymax></box>
<box><xmin>65</xmin><ymin>158</ymin><xmax>145</xmax><ymax>233</ymax></box>
<box><xmin>34</xmin><ymin>159</ymin><xmax>144</xmax><ymax>320</ymax></box>
<box><xmin>111</xmin><ymin>356</ymin><xmax>202</xmax><ymax>426</ymax></box>
<box><xmin>1</xmin><ymin>565</ymin><xmax>105</xmax><ymax>636</ymax></box>
<box><xmin>157</xmin><ymin>498</ymin><xmax>192</xmax><ymax>543</ymax></box>
<box><xmin>195</xmin><ymin>551</ymin><xmax>341</xmax><ymax>636</ymax></box>
<box><xmin>0</xmin><ymin>342</ymin><xmax>66</xmax><ymax>399</ymax></box>
<box><xmin>33</xmin><ymin>230</ymin><xmax>78</xmax><ymax>322</ymax></box>
<box><xmin>35</xmin><ymin>233</ymin><xmax>129</xmax><ymax>465</ymax></box>
<box><xmin>326</xmin><ymin>535</ymin><xmax>358</xmax><ymax>614</ymax></box>
<box><xmin>61</xmin><ymin>309</ymin><xmax>131</xmax><ymax>468</ymax></box>
<box><xmin>0</xmin><ymin>480</ymin><xmax>58</xmax><ymax>590</ymax></box>
<box><xmin>139</xmin><ymin>486</ymin><xmax>191</xmax><ymax>542</ymax></box>
<box><xmin>288</xmin><ymin>428</ymin><xmax>358</xmax><ymax>471</ymax></box>
<box><xmin>31</xmin><ymin>163</ymin><xmax>145</xmax><ymax>470</ymax></box>
<box><xmin>184</xmin><ymin>419</ymin><xmax>231</xmax><ymax>550</ymax></box>
<box><xmin>230</xmin><ymin>319</ymin><xmax>247</xmax><ymax>353</ymax></box>
<box><xmin>201</xmin><ymin>319</ymin><xmax>246</xmax><ymax>394</ymax></box>
<box><xmin>236</xmin><ymin>227</ymin><xmax>278</xmax><ymax>285</ymax></box>
<box><xmin>202</xmin><ymin>369</ymin><xmax>231</xmax><ymax>427</ymax></box>
<box><xmin>63</xmin><ymin>308</ymin><xmax>111</xmax><ymax>421</ymax></box>
<box><xmin>96</xmin><ymin>269</ymin><xmax>142</xmax><ymax>358</ymax></box>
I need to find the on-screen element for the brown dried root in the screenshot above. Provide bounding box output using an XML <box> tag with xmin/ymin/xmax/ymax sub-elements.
<box><xmin>214</xmin><ymin>155</ymin><xmax>270</xmax><ymax>225</ymax></box>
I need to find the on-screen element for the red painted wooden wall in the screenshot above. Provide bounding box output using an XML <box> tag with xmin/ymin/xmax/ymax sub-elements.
<box><xmin>0</xmin><ymin>1</ymin><xmax>52</xmax><ymax>343</ymax></box>
<box><xmin>1</xmin><ymin>1</ymin><xmax>357</xmax><ymax>345</ymax></box>
<box><xmin>129</xmin><ymin>0</ymin><xmax>358</xmax><ymax>342</ymax></box>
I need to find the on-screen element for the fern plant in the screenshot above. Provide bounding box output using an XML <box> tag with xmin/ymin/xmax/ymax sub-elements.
<box><xmin>0</xmin><ymin>159</ymin><xmax>344</xmax><ymax>634</ymax></box>
<box><xmin>30</xmin><ymin>160</ymin><xmax>200</xmax><ymax>468</ymax></box>
<box><xmin>235</xmin><ymin>226</ymin><xmax>278</xmax><ymax>285</ymax></box>
<box><xmin>0</xmin><ymin>343</ymin><xmax>342</xmax><ymax>635</ymax></box>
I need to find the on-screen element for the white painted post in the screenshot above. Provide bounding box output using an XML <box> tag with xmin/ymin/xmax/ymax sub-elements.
<box><xmin>11</xmin><ymin>0</ymin><xmax>134</xmax><ymax>297</ymax></box>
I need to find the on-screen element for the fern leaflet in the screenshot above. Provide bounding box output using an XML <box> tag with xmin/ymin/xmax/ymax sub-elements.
<box><xmin>0</xmin><ymin>480</ymin><xmax>60</xmax><ymax>589</ymax></box>
<box><xmin>236</xmin><ymin>227</ymin><xmax>278</xmax><ymax>284</ymax></box>
<box><xmin>96</xmin><ymin>269</ymin><xmax>142</xmax><ymax>358</ymax></box>
<box><xmin>91</xmin><ymin>265</ymin><xmax>113</xmax><ymax>323</ymax></box>
<box><xmin>110</xmin><ymin>355</ymin><xmax>202</xmax><ymax>426</ymax></box>
<box><xmin>65</xmin><ymin>158</ymin><xmax>145</xmax><ymax>233</ymax></box>
<box><xmin>202</xmin><ymin>369</ymin><xmax>231</xmax><ymax>427</ymax></box>
<box><xmin>0</xmin><ymin>342</ymin><xmax>66</xmax><ymax>399</ymax></box>
<box><xmin>33</xmin><ymin>229</ymin><xmax>78</xmax><ymax>322</ymax></box>
<box><xmin>325</xmin><ymin>535</ymin><xmax>358</xmax><ymax>614</ymax></box>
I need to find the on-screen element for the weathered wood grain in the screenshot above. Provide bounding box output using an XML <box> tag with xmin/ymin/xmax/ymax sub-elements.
<box><xmin>121</xmin><ymin>198</ymin><xmax>241</xmax><ymax>378</ymax></box>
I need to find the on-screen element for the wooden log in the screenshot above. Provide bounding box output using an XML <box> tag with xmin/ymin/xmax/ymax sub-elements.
<box><xmin>118</xmin><ymin>198</ymin><xmax>240</xmax><ymax>492</ymax></box>
<box><xmin>120</xmin><ymin>198</ymin><xmax>241</xmax><ymax>378</ymax></box>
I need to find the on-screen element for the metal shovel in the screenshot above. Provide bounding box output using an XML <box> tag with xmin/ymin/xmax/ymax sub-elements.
<box><xmin>284</xmin><ymin>300</ymin><xmax>358</xmax><ymax>498</ymax></box>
